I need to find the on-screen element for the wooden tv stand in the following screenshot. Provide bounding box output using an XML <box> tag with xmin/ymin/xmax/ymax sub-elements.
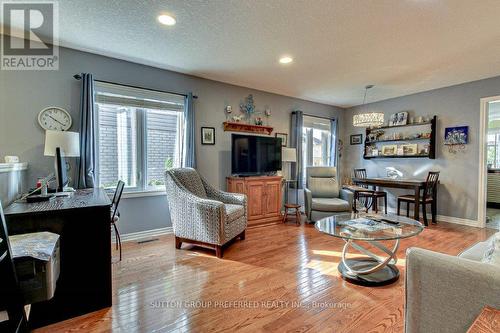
<box><xmin>227</xmin><ymin>175</ymin><xmax>283</xmax><ymax>227</ymax></box>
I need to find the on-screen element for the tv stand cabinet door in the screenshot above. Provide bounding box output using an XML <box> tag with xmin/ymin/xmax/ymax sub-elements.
<box><xmin>246</xmin><ymin>181</ymin><xmax>266</xmax><ymax>222</ymax></box>
<box><xmin>264</xmin><ymin>180</ymin><xmax>282</xmax><ymax>217</ymax></box>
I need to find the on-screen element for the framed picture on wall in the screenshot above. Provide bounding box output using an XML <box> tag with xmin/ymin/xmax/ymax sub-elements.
<box><xmin>444</xmin><ymin>126</ymin><xmax>468</xmax><ymax>145</ymax></box>
<box><xmin>350</xmin><ymin>134</ymin><xmax>363</xmax><ymax>145</ymax></box>
<box><xmin>275</xmin><ymin>132</ymin><xmax>288</xmax><ymax>147</ymax></box>
<box><xmin>201</xmin><ymin>127</ymin><xmax>215</xmax><ymax>145</ymax></box>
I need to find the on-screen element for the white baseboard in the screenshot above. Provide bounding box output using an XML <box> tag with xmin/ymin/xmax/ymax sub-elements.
<box><xmin>435</xmin><ymin>215</ymin><xmax>480</xmax><ymax>228</ymax></box>
<box><xmin>386</xmin><ymin>208</ymin><xmax>480</xmax><ymax>228</ymax></box>
<box><xmin>117</xmin><ymin>226</ymin><xmax>173</xmax><ymax>243</ymax></box>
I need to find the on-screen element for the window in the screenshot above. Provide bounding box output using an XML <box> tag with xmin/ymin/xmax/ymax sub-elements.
<box><xmin>95</xmin><ymin>82</ymin><xmax>185</xmax><ymax>193</ymax></box>
<box><xmin>301</xmin><ymin>115</ymin><xmax>335</xmax><ymax>184</ymax></box>
<box><xmin>487</xmin><ymin>132</ymin><xmax>500</xmax><ymax>169</ymax></box>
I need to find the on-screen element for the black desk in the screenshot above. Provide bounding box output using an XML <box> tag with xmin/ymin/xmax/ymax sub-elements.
<box><xmin>4</xmin><ymin>188</ymin><xmax>111</xmax><ymax>328</ymax></box>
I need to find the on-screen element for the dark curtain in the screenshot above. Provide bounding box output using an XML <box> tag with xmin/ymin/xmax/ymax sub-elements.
<box><xmin>290</xmin><ymin>111</ymin><xmax>304</xmax><ymax>188</ymax></box>
<box><xmin>330</xmin><ymin>118</ymin><xmax>340</xmax><ymax>181</ymax></box>
<box><xmin>77</xmin><ymin>73</ymin><xmax>96</xmax><ymax>188</ymax></box>
<box><xmin>183</xmin><ymin>92</ymin><xmax>196</xmax><ymax>168</ymax></box>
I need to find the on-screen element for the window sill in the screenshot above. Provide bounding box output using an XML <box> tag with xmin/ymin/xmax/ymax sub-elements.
<box><xmin>121</xmin><ymin>190</ymin><xmax>167</xmax><ymax>199</ymax></box>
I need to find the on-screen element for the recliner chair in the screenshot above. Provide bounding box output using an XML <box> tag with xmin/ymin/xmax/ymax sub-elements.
<box><xmin>304</xmin><ymin>167</ymin><xmax>353</xmax><ymax>222</ymax></box>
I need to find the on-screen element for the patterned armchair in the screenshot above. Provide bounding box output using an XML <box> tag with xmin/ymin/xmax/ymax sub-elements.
<box><xmin>165</xmin><ymin>168</ymin><xmax>247</xmax><ymax>258</ymax></box>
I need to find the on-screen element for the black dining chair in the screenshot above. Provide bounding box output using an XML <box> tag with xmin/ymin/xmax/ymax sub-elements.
<box><xmin>111</xmin><ymin>181</ymin><xmax>125</xmax><ymax>261</ymax></box>
<box><xmin>0</xmin><ymin>203</ymin><xmax>28</xmax><ymax>333</ymax></box>
<box><xmin>353</xmin><ymin>168</ymin><xmax>388</xmax><ymax>214</ymax></box>
<box><xmin>397</xmin><ymin>171</ymin><xmax>440</xmax><ymax>226</ymax></box>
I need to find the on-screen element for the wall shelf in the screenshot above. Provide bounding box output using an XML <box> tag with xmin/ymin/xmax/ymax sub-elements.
<box><xmin>223</xmin><ymin>122</ymin><xmax>273</xmax><ymax>135</ymax></box>
<box><xmin>366</xmin><ymin>137</ymin><xmax>431</xmax><ymax>144</ymax></box>
<box><xmin>370</xmin><ymin>120</ymin><xmax>432</xmax><ymax>130</ymax></box>
<box><xmin>363</xmin><ymin>116</ymin><xmax>436</xmax><ymax>160</ymax></box>
<box><xmin>364</xmin><ymin>155</ymin><xmax>430</xmax><ymax>159</ymax></box>
<box><xmin>0</xmin><ymin>162</ymin><xmax>28</xmax><ymax>173</ymax></box>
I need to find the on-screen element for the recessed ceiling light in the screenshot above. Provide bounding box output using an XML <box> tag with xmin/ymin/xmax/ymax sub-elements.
<box><xmin>158</xmin><ymin>14</ymin><xmax>176</xmax><ymax>26</ymax></box>
<box><xmin>279</xmin><ymin>56</ymin><xmax>293</xmax><ymax>64</ymax></box>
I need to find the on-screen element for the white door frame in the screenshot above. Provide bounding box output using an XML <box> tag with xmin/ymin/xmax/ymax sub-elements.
<box><xmin>478</xmin><ymin>95</ymin><xmax>500</xmax><ymax>228</ymax></box>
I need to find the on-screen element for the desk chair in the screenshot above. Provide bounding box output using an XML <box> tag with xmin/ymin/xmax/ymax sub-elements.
<box><xmin>353</xmin><ymin>168</ymin><xmax>387</xmax><ymax>214</ymax></box>
<box><xmin>0</xmin><ymin>203</ymin><xmax>28</xmax><ymax>333</ymax></box>
<box><xmin>111</xmin><ymin>181</ymin><xmax>125</xmax><ymax>261</ymax></box>
<box><xmin>398</xmin><ymin>171</ymin><xmax>440</xmax><ymax>226</ymax></box>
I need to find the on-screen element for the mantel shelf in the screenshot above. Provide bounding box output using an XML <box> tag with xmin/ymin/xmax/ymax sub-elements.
<box><xmin>223</xmin><ymin>122</ymin><xmax>274</xmax><ymax>135</ymax></box>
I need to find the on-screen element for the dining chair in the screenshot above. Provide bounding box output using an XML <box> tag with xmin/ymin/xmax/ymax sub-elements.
<box><xmin>397</xmin><ymin>171</ymin><xmax>440</xmax><ymax>226</ymax></box>
<box><xmin>353</xmin><ymin>168</ymin><xmax>388</xmax><ymax>214</ymax></box>
<box><xmin>111</xmin><ymin>181</ymin><xmax>125</xmax><ymax>261</ymax></box>
<box><xmin>0</xmin><ymin>203</ymin><xmax>28</xmax><ymax>333</ymax></box>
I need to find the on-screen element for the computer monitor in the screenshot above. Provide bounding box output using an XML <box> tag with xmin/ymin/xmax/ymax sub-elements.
<box><xmin>55</xmin><ymin>147</ymin><xmax>69</xmax><ymax>192</ymax></box>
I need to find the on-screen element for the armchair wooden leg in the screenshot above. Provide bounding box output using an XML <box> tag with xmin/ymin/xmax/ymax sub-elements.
<box><xmin>397</xmin><ymin>199</ymin><xmax>401</xmax><ymax>216</ymax></box>
<box><xmin>175</xmin><ymin>236</ymin><xmax>182</xmax><ymax>249</ymax></box>
<box><xmin>239</xmin><ymin>230</ymin><xmax>246</xmax><ymax>240</ymax></box>
<box><xmin>384</xmin><ymin>195</ymin><xmax>387</xmax><ymax>214</ymax></box>
<box><xmin>406</xmin><ymin>202</ymin><xmax>410</xmax><ymax>217</ymax></box>
<box><xmin>215</xmin><ymin>245</ymin><xmax>223</xmax><ymax>258</ymax></box>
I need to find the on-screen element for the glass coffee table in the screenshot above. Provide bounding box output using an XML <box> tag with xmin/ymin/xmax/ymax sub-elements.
<box><xmin>315</xmin><ymin>213</ymin><xmax>424</xmax><ymax>286</ymax></box>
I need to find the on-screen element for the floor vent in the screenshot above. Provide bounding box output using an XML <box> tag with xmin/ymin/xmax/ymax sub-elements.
<box><xmin>137</xmin><ymin>238</ymin><xmax>160</xmax><ymax>244</ymax></box>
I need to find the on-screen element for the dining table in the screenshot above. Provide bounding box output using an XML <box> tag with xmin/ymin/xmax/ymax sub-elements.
<box><xmin>352</xmin><ymin>177</ymin><xmax>436</xmax><ymax>221</ymax></box>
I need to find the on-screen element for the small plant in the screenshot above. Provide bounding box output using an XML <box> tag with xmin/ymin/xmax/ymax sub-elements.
<box><xmin>164</xmin><ymin>157</ymin><xmax>174</xmax><ymax>170</ymax></box>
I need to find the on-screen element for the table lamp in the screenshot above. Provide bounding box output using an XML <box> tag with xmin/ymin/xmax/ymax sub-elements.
<box><xmin>44</xmin><ymin>130</ymin><xmax>80</xmax><ymax>157</ymax></box>
<box><xmin>282</xmin><ymin>147</ymin><xmax>297</xmax><ymax>204</ymax></box>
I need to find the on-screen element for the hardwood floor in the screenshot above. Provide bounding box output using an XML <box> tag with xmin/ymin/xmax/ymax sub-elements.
<box><xmin>35</xmin><ymin>220</ymin><xmax>494</xmax><ymax>333</ymax></box>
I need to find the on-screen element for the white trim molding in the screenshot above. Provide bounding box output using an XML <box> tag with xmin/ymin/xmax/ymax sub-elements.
<box><xmin>478</xmin><ymin>96</ymin><xmax>500</xmax><ymax>229</ymax></box>
<box><xmin>121</xmin><ymin>190</ymin><xmax>167</xmax><ymax>199</ymax></box>
<box><xmin>118</xmin><ymin>226</ymin><xmax>173</xmax><ymax>243</ymax></box>
<box><xmin>0</xmin><ymin>162</ymin><xmax>28</xmax><ymax>173</ymax></box>
<box><xmin>387</xmin><ymin>208</ymin><xmax>480</xmax><ymax>228</ymax></box>
<box><xmin>435</xmin><ymin>215</ymin><xmax>480</xmax><ymax>228</ymax></box>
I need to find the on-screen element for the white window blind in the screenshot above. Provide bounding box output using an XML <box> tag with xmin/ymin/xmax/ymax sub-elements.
<box><xmin>95</xmin><ymin>82</ymin><xmax>185</xmax><ymax>193</ymax></box>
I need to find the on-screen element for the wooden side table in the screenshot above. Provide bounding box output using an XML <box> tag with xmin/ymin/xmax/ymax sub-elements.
<box><xmin>283</xmin><ymin>204</ymin><xmax>301</xmax><ymax>225</ymax></box>
<box><xmin>467</xmin><ymin>306</ymin><xmax>500</xmax><ymax>333</ymax></box>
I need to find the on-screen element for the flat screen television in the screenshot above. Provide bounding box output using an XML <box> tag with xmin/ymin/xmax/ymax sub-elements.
<box><xmin>231</xmin><ymin>134</ymin><xmax>282</xmax><ymax>176</ymax></box>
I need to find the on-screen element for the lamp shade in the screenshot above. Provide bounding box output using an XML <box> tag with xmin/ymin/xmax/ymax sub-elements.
<box><xmin>44</xmin><ymin>130</ymin><xmax>80</xmax><ymax>157</ymax></box>
<box><xmin>282</xmin><ymin>147</ymin><xmax>297</xmax><ymax>163</ymax></box>
<box><xmin>353</xmin><ymin>112</ymin><xmax>384</xmax><ymax>127</ymax></box>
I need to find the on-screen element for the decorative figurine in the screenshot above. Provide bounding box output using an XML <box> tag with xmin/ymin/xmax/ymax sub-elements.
<box><xmin>255</xmin><ymin>117</ymin><xmax>263</xmax><ymax>126</ymax></box>
<box><xmin>264</xmin><ymin>107</ymin><xmax>271</xmax><ymax>125</ymax></box>
<box><xmin>225</xmin><ymin>105</ymin><xmax>232</xmax><ymax>120</ymax></box>
<box><xmin>240</xmin><ymin>94</ymin><xmax>256</xmax><ymax>123</ymax></box>
<box><xmin>232</xmin><ymin>115</ymin><xmax>243</xmax><ymax>122</ymax></box>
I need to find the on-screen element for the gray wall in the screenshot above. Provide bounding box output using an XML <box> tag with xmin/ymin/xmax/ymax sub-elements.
<box><xmin>0</xmin><ymin>44</ymin><xmax>343</xmax><ymax>234</ymax></box>
<box><xmin>343</xmin><ymin>76</ymin><xmax>500</xmax><ymax>222</ymax></box>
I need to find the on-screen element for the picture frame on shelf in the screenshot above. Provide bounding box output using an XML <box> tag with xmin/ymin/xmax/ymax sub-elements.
<box><xmin>350</xmin><ymin>134</ymin><xmax>363</xmax><ymax>145</ymax></box>
<box><xmin>382</xmin><ymin>145</ymin><xmax>397</xmax><ymax>156</ymax></box>
<box><xmin>389</xmin><ymin>111</ymin><xmax>408</xmax><ymax>126</ymax></box>
<box><xmin>275</xmin><ymin>132</ymin><xmax>288</xmax><ymax>147</ymax></box>
<box><xmin>402</xmin><ymin>144</ymin><xmax>418</xmax><ymax>155</ymax></box>
<box><xmin>201</xmin><ymin>127</ymin><xmax>215</xmax><ymax>145</ymax></box>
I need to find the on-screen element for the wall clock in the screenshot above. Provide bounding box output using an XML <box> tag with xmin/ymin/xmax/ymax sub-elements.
<box><xmin>38</xmin><ymin>107</ymin><xmax>72</xmax><ymax>131</ymax></box>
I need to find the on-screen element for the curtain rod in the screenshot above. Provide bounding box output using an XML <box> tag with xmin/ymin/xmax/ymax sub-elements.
<box><xmin>292</xmin><ymin>111</ymin><xmax>335</xmax><ymax>121</ymax></box>
<box><xmin>73</xmin><ymin>74</ymin><xmax>198</xmax><ymax>99</ymax></box>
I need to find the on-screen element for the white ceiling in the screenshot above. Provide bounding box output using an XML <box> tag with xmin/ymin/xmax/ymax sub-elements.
<box><xmin>5</xmin><ymin>0</ymin><xmax>500</xmax><ymax>107</ymax></box>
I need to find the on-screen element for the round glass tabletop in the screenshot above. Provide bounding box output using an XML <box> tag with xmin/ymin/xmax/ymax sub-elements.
<box><xmin>315</xmin><ymin>213</ymin><xmax>424</xmax><ymax>241</ymax></box>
